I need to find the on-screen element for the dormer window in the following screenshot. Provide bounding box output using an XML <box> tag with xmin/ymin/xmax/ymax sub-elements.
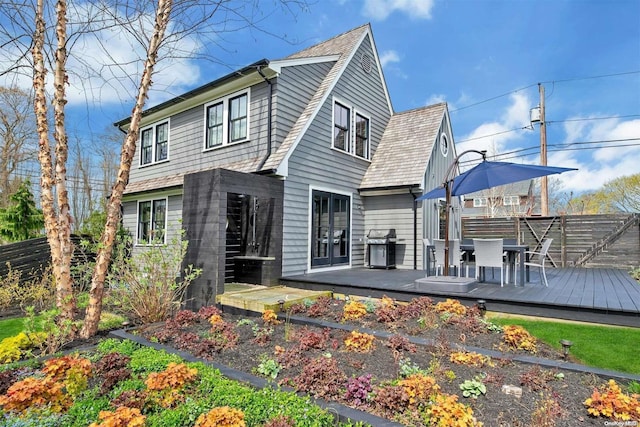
<box><xmin>140</xmin><ymin>121</ymin><xmax>169</xmax><ymax>166</ymax></box>
<box><xmin>204</xmin><ymin>89</ymin><xmax>250</xmax><ymax>150</ymax></box>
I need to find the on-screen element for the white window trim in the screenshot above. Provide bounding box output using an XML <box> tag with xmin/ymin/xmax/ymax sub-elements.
<box><xmin>473</xmin><ymin>197</ymin><xmax>487</xmax><ymax>207</ymax></box>
<box><xmin>440</xmin><ymin>133</ymin><xmax>449</xmax><ymax>157</ymax></box>
<box><xmin>139</xmin><ymin>119</ymin><xmax>170</xmax><ymax>167</ymax></box>
<box><xmin>203</xmin><ymin>88</ymin><xmax>251</xmax><ymax>151</ymax></box>
<box><xmin>135</xmin><ymin>196</ymin><xmax>168</xmax><ymax>246</ymax></box>
<box><xmin>354</xmin><ymin>109</ymin><xmax>371</xmax><ymax>160</ymax></box>
<box><xmin>503</xmin><ymin>195</ymin><xmax>520</xmax><ymax>206</ymax></box>
<box><xmin>331</xmin><ymin>97</ymin><xmax>372</xmax><ymax>161</ymax></box>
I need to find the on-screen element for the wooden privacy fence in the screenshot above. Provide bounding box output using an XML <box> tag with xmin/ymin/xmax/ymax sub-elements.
<box><xmin>462</xmin><ymin>213</ymin><xmax>640</xmax><ymax>269</ymax></box>
<box><xmin>0</xmin><ymin>236</ymin><xmax>94</xmax><ymax>284</ymax></box>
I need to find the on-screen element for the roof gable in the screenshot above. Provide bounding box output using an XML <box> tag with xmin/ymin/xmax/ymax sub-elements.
<box><xmin>360</xmin><ymin>103</ymin><xmax>448</xmax><ymax>191</ymax></box>
<box><xmin>260</xmin><ymin>23</ymin><xmax>394</xmax><ymax>174</ymax></box>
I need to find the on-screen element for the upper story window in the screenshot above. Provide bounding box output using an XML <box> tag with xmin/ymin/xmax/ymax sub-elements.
<box><xmin>503</xmin><ymin>195</ymin><xmax>520</xmax><ymax>206</ymax></box>
<box><xmin>473</xmin><ymin>197</ymin><xmax>487</xmax><ymax>207</ymax></box>
<box><xmin>332</xmin><ymin>98</ymin><xmax>371</xmax><ymax>160</ymax></box>
<box><xmin>205</xmin><ymin>90</ymin><xmax>250</xmax><ymax>150</ymax></box>
<box><xmin>333</xmin><ymin>101</ymin><xmax>350</xmax><ymax>152</ymax></box>
<box><xmin>355</xmin><ymin>113</ymin><xmax>370</xmax><ymax>159</ymax></box>
<box><xmin>137</xmin><ymin>198</ymin><xmax>167</xmax><ymax>245</ymax></box>
<box><xmin>140</xmin><ymin>121</ymin><xmax>169</xmax><ymax>166</ymax></box>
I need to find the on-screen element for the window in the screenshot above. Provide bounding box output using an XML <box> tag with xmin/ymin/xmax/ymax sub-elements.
<box><xmin>140</xmin><ymin>121</ymin><xmax>169</xmax><ymax>166</ymax></box>
<box><xmin>333</xmin><ymin>102</ymin><xmax>350</xmax><ymax>152</ymax></box>
<box><xmin>206</xmin><ymin>102</ymin><xmax>223</xmax><ymax>148</ymax></box>
<box><xmin>204</xmin><ymin>90</ymin><xmax>249</xmax><ymax>149</ymax></box>
<box><xmin>440</xmin><ymin>134</ymin><xmax>449</xmax><ymax>157</ymax></box>
<box><xmin>473</xmin><ymin>197</ymin><xmax>487</xmax><ymax>207</ymax></box>
<box><xmin>229</xmin><ymin>94</ymin><xmax>248</xmax><ymax>142</ymax></box>
<box><xmin>355</xmin><ymin>113</ymin><xmax>369</xmax><ymax>158</ymax></box>
<box><xmin>503</xmin><ymin>195</ymin><xmax>520</xmax><ymax>206</ymax></box>
<box><xmin>137</xmin><ymin>199</ymin><xmax>167</xmax><ymax>244</ymax></box>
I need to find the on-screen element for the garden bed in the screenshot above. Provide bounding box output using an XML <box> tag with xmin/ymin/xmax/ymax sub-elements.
<box><xmin>131</xmin><ymin>296</ymin><xmax>640</xmax><ymax>426</ymax></box>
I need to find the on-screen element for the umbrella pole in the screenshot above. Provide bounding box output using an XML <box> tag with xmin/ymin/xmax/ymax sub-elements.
<box><xmin>444</xmin><ymin>182</ymin><xmax>451</xmax><ymax>276</ymax></box>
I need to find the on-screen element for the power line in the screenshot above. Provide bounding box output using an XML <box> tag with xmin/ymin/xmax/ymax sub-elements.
<box><xmin>540</xmin><ymin>70</ymin><xmax>640</xmax><ymax>85</ymax></box>
<box><xmin>547</xmin><ymin>114</ymin><xmax>640</xmax><ymax>124</ymax></box>
<box><xmin>449</xmin><ymin>83</ymin><xmax>537</xmax><ymax>112</ymax></box>
<box><xmin>449</xmin><ymin>70</ymin><xmax>640</xmax><ymax>113</ymax></box>
<box><xmin>457</xmin><ymin>138</ymin><xmax>640</xmax><ymax>166</ymax></box>
<box><xmin>454</xmin><ymin>115</ymin><xmax>639</xmax><ymax>146</ymax></box>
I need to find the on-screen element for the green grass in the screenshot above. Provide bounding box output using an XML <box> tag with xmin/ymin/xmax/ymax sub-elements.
<box><xmin>0</xmin><ymin>311</ymin><xmax>125</xmax><ymax>342</ymax></box>
<box><xmin>0</xmin><ymin>317</ymin><xmax>29</xmax><ymax>341</ymax></box>
<box><xmin>489</xmin><ymin>314</ymin><xmax>640</xmax><ymax>375</ymax></box>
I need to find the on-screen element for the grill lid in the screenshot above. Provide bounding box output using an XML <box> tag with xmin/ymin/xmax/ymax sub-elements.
<box><xmin>367</xmin><ymin>228</ymin><xmax>396</xmax><ymax>239</ymax></box>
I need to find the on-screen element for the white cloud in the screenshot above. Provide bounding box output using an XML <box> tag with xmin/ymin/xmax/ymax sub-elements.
<box><xmin>362</xmin><ymin>0</ymin><xmax>435</xmax><ymax>21</ymax></box>
<box><xmin>2</xmin><ymin>3</ymin><xmax>202</xmax><ymax>110</ymax></box>
<box><xmin>456</xmin><ymin>92</ymin><xmax>533</xmax><ymax>156</ymax></box>
<box><xmin>379</xmin><ymin>50</ymin><xmax>400</xmax><ymax>68</ymax></box>
<box><xmin>551</xmin><ymin>117</ymin><xmax>640</xmax><ymax>192</ymax></box>
<box><xmin>425</xmin><ymin>94</ymin><xmax>447</xmax><ymax>106</ymax></box>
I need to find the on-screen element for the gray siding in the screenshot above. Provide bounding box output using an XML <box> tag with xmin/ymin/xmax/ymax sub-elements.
<box><xmin>363</xmin><ymin>194</ymin><xmax>423</xmax><ymax>269</ymax></box>
<box><xmin>281</xmin><ymin>36</ymin><xmax>392</xmax><ymax>276</ymax></box>
<box><xmin>272</xmin><ymin>62</ymin><xmax>333</xmax><ymax>155</ymax></box>
<box><xmin>122</xmin><ymin>193</ymin><xmax>183</xmax><ymax>258</ymax></box>
<box><xmin>127</xmin><ymin>82</ymin><xmax>271</xmax><ymax>184</ymax></box>
<box><xmin>421</xmin><ymin>114</ymin><xmax>461</xmax><ymax>261</ymax></box>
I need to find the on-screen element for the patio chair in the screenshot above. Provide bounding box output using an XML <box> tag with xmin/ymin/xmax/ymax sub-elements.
<box><xmin>423</xmin><ymin>238</ymin><xmax>436</xmax><ymax>275</ymax></box>
<box><xmin>433</xmin><ymin>239</ymin><xmax>467</xmax><ymax>277</ymax></box>
<box><xmin>472</xmin><ymin>238</ymin><xmax>508</xmax><ymax>287</ymax></box>
<box><xmin>524</xmin><ymin>238</ymin><xmax>553</xmax><ymax>287</ymax></box>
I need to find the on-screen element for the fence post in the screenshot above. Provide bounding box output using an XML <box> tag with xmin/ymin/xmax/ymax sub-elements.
<box><xmin>560</xmin><ymin>215</ymin><xmax>567</xmax><ymax>267</ymax></box>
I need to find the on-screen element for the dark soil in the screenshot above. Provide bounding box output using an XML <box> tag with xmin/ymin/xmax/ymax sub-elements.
<box><xmin>137</xmin><ymin>297</ymin><xmax>636</xmax><ymax>427</ymax></box>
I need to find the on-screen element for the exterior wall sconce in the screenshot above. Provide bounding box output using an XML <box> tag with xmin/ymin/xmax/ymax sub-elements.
<box><xmin>559</xmin><ymin>339</ymin><xmax>573</xmax><ymax>360</ymax></box>
<box><xmin>476</xmin><ymin>299</ymin><xmax>486</xmax><ymax>317</ymax></box>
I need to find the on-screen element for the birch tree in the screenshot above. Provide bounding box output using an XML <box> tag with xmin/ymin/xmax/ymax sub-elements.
<box><xmin>1</xmin><ymin>0</ymin><xmax>306</xmax><ymax>338</ymax></box>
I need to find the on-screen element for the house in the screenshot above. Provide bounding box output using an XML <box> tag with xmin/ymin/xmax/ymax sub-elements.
<box><xmin>461</xmin><ymin>180</ymin><xmax>536</xmax><ymax>218</ymax></box>
<box><xmin>115</xmin><ymin>24</ymin><xmax>460</xmax><ymax>309</ymax></box>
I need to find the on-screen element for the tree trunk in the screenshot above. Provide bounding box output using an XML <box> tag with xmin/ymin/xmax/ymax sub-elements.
<box><xmin>51</xmin><ymin>0</ymin><xmax>76</xmax><ymax>322</ymax></box>
<box><xmin>33</xmin><ymin>0</ymin><xmax>73</xmax><ymax>322</ymax></box>
<box><xmin>80</xmin><ymin>0</ymin><xmax>174</xmax><ymax>338</ymax></box>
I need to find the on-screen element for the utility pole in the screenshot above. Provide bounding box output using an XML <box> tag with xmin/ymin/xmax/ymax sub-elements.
<box><xmin>539</xmin><ymin>83</ymin><xmax>549</xmax><ymax>216</ymax></box>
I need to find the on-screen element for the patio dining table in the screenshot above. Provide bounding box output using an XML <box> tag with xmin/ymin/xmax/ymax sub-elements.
<box><xmin>426</xmin><ymin>240</ymin><xmax>530</xmax><ymax>286</ymax></box>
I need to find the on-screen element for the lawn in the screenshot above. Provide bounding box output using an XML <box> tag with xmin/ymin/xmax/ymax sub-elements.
<box><xmin>489</xmin><ymin>313</ymin><xmax>640</xmax><ymax>374</ymax></box>
<box><xmin>0</xmin><ymin>316</ymin><xmax>29</xmax><ymax>341</ymax></box>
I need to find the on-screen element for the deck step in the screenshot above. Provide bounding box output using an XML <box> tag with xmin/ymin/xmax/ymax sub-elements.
<box><xmin>217</xmin><ymin>285</ymin><xmax>331</xmax><ymax>313</ymax></box>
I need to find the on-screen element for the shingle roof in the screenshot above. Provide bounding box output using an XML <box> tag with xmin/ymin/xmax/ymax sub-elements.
<box><xmin>260</xmin><ymin>24</ymin><xmax>371</xmax><ymax>173</ymax></box>
<box><xmin>123</xmin><ymin>157</ymin><xmax>263</xmax><ymax>195</ymax></box>
<box><xmin>360</xmin><ymin>103</ymin><xmax>447</xmax><ymax>190</ymax></box>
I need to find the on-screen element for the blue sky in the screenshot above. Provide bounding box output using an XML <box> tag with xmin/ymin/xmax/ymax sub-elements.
<box><xmin>4</xmin><ymin>0</ymin><xmax>639</xmax><ymax>195</ymax></box>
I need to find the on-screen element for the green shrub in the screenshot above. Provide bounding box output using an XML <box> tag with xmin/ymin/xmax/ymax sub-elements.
<box><xmin>2</xmin><ymin>410</ymin><xmax>67</xmax><ymax>427</ymax></box>
<box><xmin>96</xmin><ymin>338</ymin><xmax>141</xmax><ymax>356</ymax></box>
<box><xmin>65</xmin><ymin>392</ymin><xmax>111</xmax><ymax>427</ymax></box>
<box><xmin>129</xmin><ymin>346</ymin><xmax>182</xmax><ymax>374</ymax></box>
<box><xmin>0</xmin><ymin>332</ymin><xmax>46</xmax><ymax>363</ymax></box>
<box><xmin>107</xmin><ymin>229</ymin><xmax>202</xmax><ymax>324</ymax></box>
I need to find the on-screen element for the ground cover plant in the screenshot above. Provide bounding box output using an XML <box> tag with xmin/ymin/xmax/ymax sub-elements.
<box><xmin>0</xmin><ymin>338</ymin><xmax>365</xmax><ymax>427</ymax></box>
<box><xmin>489</xmin><ymin>314</ymin><xmax>640</xmax><ymax>374</ymax></box>
<box><xmin>131</xmin><ymin>297</ymin><xmax>640</xmax><ymax>426</ymax></box>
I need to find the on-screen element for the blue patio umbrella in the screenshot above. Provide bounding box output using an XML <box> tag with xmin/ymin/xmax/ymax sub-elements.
<box><xmin>418</xmin><ymin>150</ymin><xmax>577</xmax><ymax>276</ymax></box>
<box><xmin>417</xmin><ymin>161</ymin><xmax>577</xmax><ymax>201</ymax></box>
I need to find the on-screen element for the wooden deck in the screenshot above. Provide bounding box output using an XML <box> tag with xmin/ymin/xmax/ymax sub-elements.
<box><xmin>280</xmin><ymin>267</ymin><xmax>640</xmax><ymax>328</ymax></box>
